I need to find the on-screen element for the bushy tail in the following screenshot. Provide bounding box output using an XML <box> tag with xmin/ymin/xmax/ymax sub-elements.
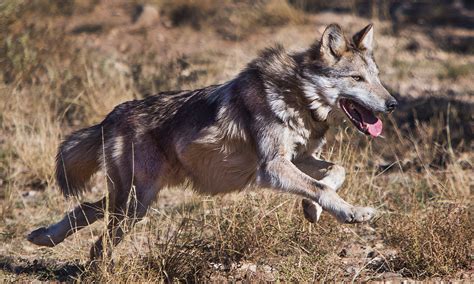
<box><xmin>56</xmin><ymin>124</ymin><xmax>102</xmax><ymax>198</ymax></box>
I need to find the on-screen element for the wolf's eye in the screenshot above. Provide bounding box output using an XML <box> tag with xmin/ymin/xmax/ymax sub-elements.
<box><xmin>351</xmin><ymin>75</ymin><xmax>364</xmax><ymax>82</ymax></box>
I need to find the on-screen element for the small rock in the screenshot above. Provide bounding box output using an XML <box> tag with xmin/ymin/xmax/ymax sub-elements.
<box><xmin>459</xmin><ymin>272</ymin><xmax>471</xmax><ymax>279</ymax></box>
<box><xmin>239</xmin><ymin>262</ymin><xmax>257</xmax><ymax>273</ymax></box>
<box><xmin>261</xmin><ymin>264</ymin><xmax>274</xmax><ymax>274</ymax></box>
<box><xmin>375</xmin><ymin>242</ymin><xmax>385</xmax><ymax>249</ymax></box>
<box><xmin>22</xmin><ymin>191</ymin><xmax>38</xmax><ymax>198</ymax></box>
<box><xmin>132</xmin><ymin>5</ymin><xmax>160</xmax><ymax>29</ymax></box>
<box><xmin>381</xmin><ymin>272</ymin><xmax>402</xmax><ymax>279</ymax></box>
<box><xmin>459</xmin><ymin>159</ymin><xmax>472</xmax><ymax>170</ymax></box>
<box><xmin>210</xmin><ymin>262</ymin><xmax>226</xmax><ymax>271</ymax></box>
<box><xmin>119</xmin><ymin>42</ymin><xmax>129</xmax><ymax>52</ymax></box>
<box><xmin>338</xmin><ymin>248</ymin><xmax>348</xmax><ymax>257</ymax></box>
<box><xmin>345</xmin><ymin>266</ymin><xmax>357</xmax><ymax>274</ymax></box>
<box><xmin>163</xmin><ymin>19</ymin><xmax>173</xmax><ymax>28</ymax></box>
<box><xmin>181</xmin><ymin>69</ymin><xmax>191</xmax><ymax>77</ymax></box>
<box><xmin>367</xmin><ymin>250</ymin><xmax>379</xmax><ymax>258</ymax></box>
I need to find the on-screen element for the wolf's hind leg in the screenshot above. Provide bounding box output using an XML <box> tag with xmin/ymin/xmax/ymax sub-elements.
<box><xmin>89</xmin><ymin>149</ymin><xmax>164</xmax><ymax>260</ymax></box>
<box><xmin>294</xmin><ymin>156</ymin><xmax>346</xmax><ymax>191</ymax></box>
<box><xmin>27</xmin><ymin>197</ymin><xmax>106</xmax><ymax>247</ymax></box>
<box><xmin>90</xmin><ymin>138</ymin><xmax>169</xmax><ymax>260</ymax></box>
<box><xmin>295</xmin><ymin>156</ymin><xmax>346</xmax><ymax>223</ymax></box>
<box><xmin>89</xmin><ymin>183</ymin><xmax>160</xmax><ymax>260</ymax></box>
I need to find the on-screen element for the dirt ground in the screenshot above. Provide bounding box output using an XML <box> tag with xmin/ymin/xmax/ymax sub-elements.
<box><xmin>0</xmin><ymin>0</ymin><xmax>472</xmax><ymax>282</ymax></box>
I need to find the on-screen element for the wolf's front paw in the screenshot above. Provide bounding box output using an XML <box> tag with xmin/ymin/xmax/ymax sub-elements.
<box><xmin>27</xmin><ymin>227</ymin><xmax>58</xmax><ymax>247</ymax></box>
<box><xmin>339</xmin><ymin>206</ymin><xmax>376</xmax><ymax>224</ymax></box>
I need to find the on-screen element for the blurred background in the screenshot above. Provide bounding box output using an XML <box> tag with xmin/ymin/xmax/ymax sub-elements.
<box><xmin>0</xmin><ymin>0</ymin><xmax>472</xmax><ymax>282</ymax></box>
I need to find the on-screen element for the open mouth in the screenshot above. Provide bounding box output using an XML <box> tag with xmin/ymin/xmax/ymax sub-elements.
<box><xmin>339</xmin><ymin>98</ymin><xmax>383</xmax><ymax>137</ymax></box>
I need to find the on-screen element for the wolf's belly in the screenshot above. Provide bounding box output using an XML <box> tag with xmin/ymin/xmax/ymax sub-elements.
<box><xmin>177</xmin><ymin>137</ymin><xmax>259</xmax><ymax>194</ymax></box>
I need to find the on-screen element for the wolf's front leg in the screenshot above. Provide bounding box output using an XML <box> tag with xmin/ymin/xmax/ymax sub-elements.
<box><xmin>317</xmin><ymin>190</ymin><xmax>376</xmax><ymax>223</ymax></box>
<box><xmin>260</xmin><ymin>157</ymin><xmax>376</xmax><ymax>224</ymax></box>
<box><xmin>295</xmin><ymin>156</ymin><xmax>346</xmax><ymax>223</ymax></box>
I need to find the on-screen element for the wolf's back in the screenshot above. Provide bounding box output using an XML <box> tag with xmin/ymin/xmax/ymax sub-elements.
<box><xmin>55</xmin><ymin>124</ymin><xmax>102</xmax><ymax>198</ymax></box>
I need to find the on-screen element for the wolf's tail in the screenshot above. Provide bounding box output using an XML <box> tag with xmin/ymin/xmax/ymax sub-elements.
<box><xmin>56</xmin><ymin>124</ymin><xmax>103</xmax><ymax>198</ymax></box>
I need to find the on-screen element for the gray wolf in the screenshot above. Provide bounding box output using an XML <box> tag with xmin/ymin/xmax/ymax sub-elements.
<box><xmin>27</xmin><ymin>23</ymin><xmax>397</xmax><ymax>259</ymax></box>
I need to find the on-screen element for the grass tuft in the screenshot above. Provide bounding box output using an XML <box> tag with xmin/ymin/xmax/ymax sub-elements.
<box><xmin>381</xmin><ymin>205</ymin><xmax>473</xmax><ymax>277</ymax></box>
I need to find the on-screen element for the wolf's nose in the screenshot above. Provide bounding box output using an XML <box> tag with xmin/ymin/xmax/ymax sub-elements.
<box><xmin>386</xmin><ymin>99</ymin><xmax>398</xmax><ymax>112</ymax></box>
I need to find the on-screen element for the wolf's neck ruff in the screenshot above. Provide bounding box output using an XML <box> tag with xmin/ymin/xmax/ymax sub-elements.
<box><xmin>247</xmin><ymin>45</ymin><xmax>332</xmax><ymax>125</ymax></box>
<box><xmin>301</xmin><ymin>76</ymin><xmax>334</xmax><ymax>121</ymax></box>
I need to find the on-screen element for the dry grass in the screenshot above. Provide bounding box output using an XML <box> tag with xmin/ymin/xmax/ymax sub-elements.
<box><xmin>0</xmin><ymin>0</ymin><xmax>473</xmax><ymax>282</ymax></box>
<box><xmin>154</xmin><ymin>0</ymin><xmax>307</xmax><ymax>40</ymax></box>
<box><xmin>382</xmin><ymin>205</ymin><xmax>472</xmax><ymax>278</ymax></box>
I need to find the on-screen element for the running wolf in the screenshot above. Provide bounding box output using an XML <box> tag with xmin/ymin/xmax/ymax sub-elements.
<box><xmin>27</xmin><ymin>23</ymin><xmax>398</xmax><ymax>259</ymax></box>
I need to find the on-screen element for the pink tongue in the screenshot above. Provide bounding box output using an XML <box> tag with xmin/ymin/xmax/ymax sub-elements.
<box><xmin>366</xmin><ymin>119</ymin><xmax>383</xmax><ymax>137</ymax></box>
<box><xmin>357</xmin><ymin>106</ymin><xmax>383</xmax><ymax>137</ymax></box>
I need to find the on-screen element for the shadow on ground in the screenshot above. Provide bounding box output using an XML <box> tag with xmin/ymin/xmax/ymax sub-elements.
<box><xmin>393</xmin><ymin>93</ymin><xmax>473</xmax><ymax>149</ymax></box>
<box><xmin>0</xmin><ymin>255</ymin><xmax>84</xmax><ymax>281</ymax></box>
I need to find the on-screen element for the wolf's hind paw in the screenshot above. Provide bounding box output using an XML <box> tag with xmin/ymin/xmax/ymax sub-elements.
<box><xmin>27</xmin><ymin>227</ymin><xmax>58</xmax><ymax>247</ymax></box>
<box><xmin>302</xmin><ymin>199</ymin><xmax>323</xmax><ymax>223</ymax></box>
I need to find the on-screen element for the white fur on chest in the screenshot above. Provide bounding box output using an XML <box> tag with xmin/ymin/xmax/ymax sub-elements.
<box><xmin>281</xmin><ymin>120</ymin><xmax>327</xmax><ymax>160</ymax></box>
<box><xmin>265</xmin><ymin>84</ymin><xmax>329</xmax><ymax>160</ymax></box>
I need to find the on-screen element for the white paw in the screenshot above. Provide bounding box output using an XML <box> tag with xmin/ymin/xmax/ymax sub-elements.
<box><xmin>338</xmin><ymin>206</ymin><xmax>377</xmax><ymax>224</ymax></box>
<box><xmin>302</xmin><ymin>199</ymin><xmax>323</xmax><ymax>223</ymax></box>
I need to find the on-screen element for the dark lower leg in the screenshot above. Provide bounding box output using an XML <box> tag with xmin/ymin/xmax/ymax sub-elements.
<box><xmin>27</xmin><ymin>197</ymin><xmax>106</xmax><ymax>247</ymax></box>
<box><xmin>90</xmin><ymin>213</ymin><xmax>126</xmax><ymax>260</ymax></box>
<box><xmin>89</xmin><ymin>197</ymin><xmax>152</xmax><ymax>260</ymax></box>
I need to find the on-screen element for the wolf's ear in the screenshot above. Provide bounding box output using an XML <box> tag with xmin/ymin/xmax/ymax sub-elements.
<box><xmin>353</xmin><ymin>24</ymin><xmax>374</xmax><ymax>52</ymax></box>
<box><xmin>319</xmin><ymin>24</ymin><xmax>347</xmax><ymax>62</ymax></box>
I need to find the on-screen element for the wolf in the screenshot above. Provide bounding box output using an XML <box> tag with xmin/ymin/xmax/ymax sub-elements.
<box><xmin>27</xmin><ymin>23</ymin><xmax>397</xmax><ymax>259</ymax></box>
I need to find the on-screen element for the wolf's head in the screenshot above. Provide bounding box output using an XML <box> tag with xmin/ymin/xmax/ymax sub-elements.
<box><xmin>302</xmin><ymin>24</ymin><xmax>397</xmax><ymax>137</ymax></box>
